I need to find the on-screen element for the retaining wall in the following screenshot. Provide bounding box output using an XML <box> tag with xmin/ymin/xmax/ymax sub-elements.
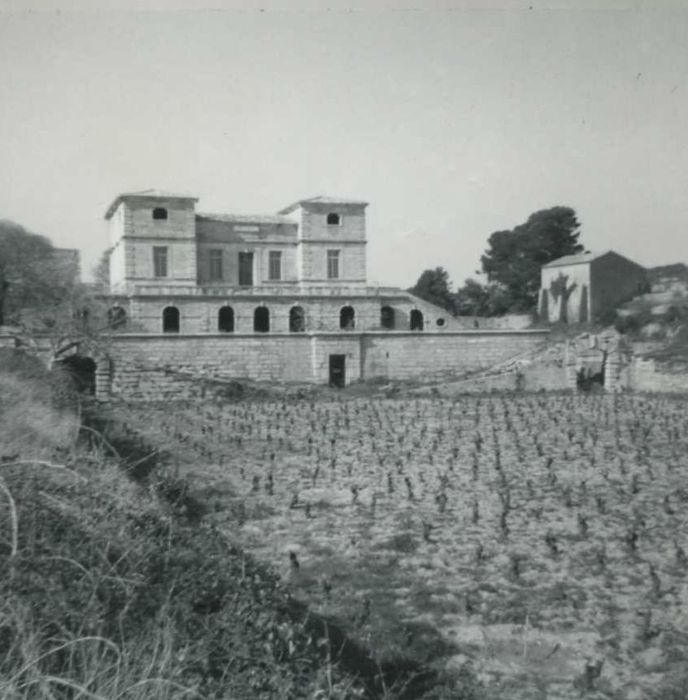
<box><xmin>102</xmin><ymin>330</ymin><xmax>549</xmax><ymax>400</ymax></box>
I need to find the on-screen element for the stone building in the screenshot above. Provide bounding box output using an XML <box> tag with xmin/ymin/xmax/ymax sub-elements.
<box><xmin>105</xmin><ymin>190</ymin><xmax>459</xmax><ymax>340</ymax></box>
<box><xmin>539</xmin><ymin>251</ymin><xmax>647</xmax><ymax>324</ymax></box>
<box><xmin>96</xmin><ymin>189</ymin><xmax>547</xmax><ymax>396</ymax></box>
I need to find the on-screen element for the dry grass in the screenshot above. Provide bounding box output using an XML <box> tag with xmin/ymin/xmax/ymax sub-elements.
<box><xmin>0</xmin><ymin>351</ymin><xmax>460</xmax><ymax>699</ymax></box>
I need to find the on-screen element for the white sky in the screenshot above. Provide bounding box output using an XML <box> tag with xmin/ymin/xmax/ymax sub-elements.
<box><xmin>1</xmin><ymin>0</ymin><xmax>687</xmax><ymax>287</ymax></box>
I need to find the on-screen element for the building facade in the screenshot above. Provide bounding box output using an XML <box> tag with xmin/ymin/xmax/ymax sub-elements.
<box><xmin>105</xmin><ymin>190</ymin><xmax>458</xmax><ymax>338</ymax></box>
<box><xmin>98</xmin><ymin>189</ymin><xmax>547</xmax><ymax>394</ymax></box>
<box><xmin>539</xmin><ymin>251</ymin><xmax>647</xmax><ymax>324</ymax></box>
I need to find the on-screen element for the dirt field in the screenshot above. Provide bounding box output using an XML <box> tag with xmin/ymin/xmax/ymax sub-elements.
<box><xmin>130</xmin><ymin>391</ymin><xmax>688</xmax><ymax>699</ymax></box>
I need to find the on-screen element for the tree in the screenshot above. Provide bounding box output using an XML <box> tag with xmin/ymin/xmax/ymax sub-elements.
<box><xmin>480</xmin><ymin>207</ymin><xmax>583</xmax><ymax>312</ymax></box>
<box><xmin>0</xmin><ymin>220</ymin><xmax>62</xmax><ymax>326</ymax></box>
<box><xmin>454</xmin><ymin>279</ymin><xmax>511</xmax><ymax>317</ymax></box>
<box><xmin>93</xmin><ymin>247</ymin><xmax>112</xmax><ymax>292</ymax></box>
<box><xmin>409</xmin><ymin>267</ymin><xmax>455</xmax><ymax>312</ymax></box>
<box><xmin>0</xmin><ymin>219</ymin><xmax>109</xmax><ymax>363</ymax></box>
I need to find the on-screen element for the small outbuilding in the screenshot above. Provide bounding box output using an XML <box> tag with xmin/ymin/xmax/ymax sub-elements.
<box><xmin>539</xmin><ymin>251</ymin><xmax>647</xmax><ymax>324</ymax></box>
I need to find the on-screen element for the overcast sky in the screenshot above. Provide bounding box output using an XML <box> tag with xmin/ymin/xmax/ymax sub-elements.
<box><xmin>1</xmin><ymin>0</ymin><xmax>687</xmax><ymax>287</ymax></box>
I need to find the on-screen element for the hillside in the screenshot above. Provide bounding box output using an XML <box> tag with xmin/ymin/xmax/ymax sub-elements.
<box><xmin>0</xmin><ymin>351</ymin><xmax>467</xmax><ymax>700</ymax></box>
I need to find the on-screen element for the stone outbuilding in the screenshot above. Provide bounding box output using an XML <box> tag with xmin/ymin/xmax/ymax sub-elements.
<box><xmin>539</xmin><ymin>250</ymin><xmax>647</xmax><ymax>324</ymax></box>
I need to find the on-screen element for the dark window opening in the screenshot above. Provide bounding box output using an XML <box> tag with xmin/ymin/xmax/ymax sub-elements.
<box><xmin>289</xmin><ymin>305</ymin><xmax>305</xmax><ymax>333</ymax></box>
<box><xmin>108</xmin><ymin>306</ymin><xmax>126</xmax><ymax>329</ymax></box>
<box><xmin>410</xmin><ymin>309</ymin><xmax>424</xmax><ymax>331</ymax></box>
<box><xmin>576</xmin><ymin>363</ymin><xmax>605</xmax><ymax>392</ymax></box>
<box><xmin>381</xmin><ymin>305</ymin><xmax>395</xmax><ymax>329</ymax></box>
<box><xmin>239</xmin><ymin>252</ymin><xmax>254</xmax><ymax>286</ymax></box>
<box><xmin>340</xmin><ymin>306</ymin><xmax>355</xmax><ymax>330</ymax></box>
<box><xmin>436</xmin><ymin>317</ymin><xmax>446</xmax><ymax>327</ymax></box>
<box><xmin>163</xmin><ymin>306</ymin><xmax>180</xmax><ymax>333</ymax></box>
<box><xmin>153</xmin><ymin>207</ymin><xmax>168</xmax><ymax>220</ymax></box>
<box><xmin>254</xmin><ymin>306</ymin><xmax>270</xmax><ymax>333</ymax></box>
<box><xmin>218</xmin><ymin>306</ymin><xmax>234</xmax><ymax>333</ymax></box>
<box><xmin>327</xmin><ymin>213</ymin><xmax>340</xmax><ymax>225</ymax></box>
<box><xmin>58</xmin><ymin>355</ymin><xmax>96</xmax><ymax>395</ymax></box>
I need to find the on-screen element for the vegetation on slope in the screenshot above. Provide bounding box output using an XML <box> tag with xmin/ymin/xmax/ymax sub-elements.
<box><xmin>0</xmin><ymin>351</ymin><xmax>468</xmax><ymax>700</ymax></box>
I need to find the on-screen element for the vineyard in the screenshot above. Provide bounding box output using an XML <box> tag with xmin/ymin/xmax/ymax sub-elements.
<box><xmin>128</xmin><ymin>391</ymin><xmax>688</xmax><ymax>699</ymax></box>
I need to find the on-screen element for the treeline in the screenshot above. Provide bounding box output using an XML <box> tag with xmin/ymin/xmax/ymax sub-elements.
<box><xmin>409</xmin><ymin>206</ymin><xmax>584</xmax><ymax>317</ymax></box>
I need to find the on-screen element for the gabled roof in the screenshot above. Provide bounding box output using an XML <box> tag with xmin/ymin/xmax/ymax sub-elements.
<box><xmin>105</xmin><ymin>189</ymin><xmax>199</xmax><ymax>219</ymax></box>
<box><xmin>543</xmin><ymin>249</ymin><xmax>646</xmax><ymax>270</ymax></box>
<box><xmin>196</xmin><ymin>212</ymin><xmax>296</xmax><ymax>226</ymax></box>
<box><xmin>542</xmin><ymin>250</ymin><xmax>612</xmax><ymax>269</ymax></box>
<box><xmin>278</xmin><ymin>195</ymin><xmax>369</xmax><ymax>215</ymax></box>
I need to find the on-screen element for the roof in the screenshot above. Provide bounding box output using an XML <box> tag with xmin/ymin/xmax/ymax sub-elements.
<box><xmin>196</xmin><ymin>212</ymin><xmax>296</xmax><ymax>226</ymax></box>
<box><xmin>105</xmin><ymin>189</ymin><xmax>199</xmax><ymax>219</ymax></box>
<box><xmin>542</xmin><ymin>250</ymin><xmax>612</xmax><ymax>269</ymax></box>
<box><xmin>278</xmin><ymin>195</ymin><xmax>369</xmax><ymax>215</ymax></box>
<box><xmin>543</xmin><ymin>250</ymin><xmax>646</xmax><ymax>270</ymax></box>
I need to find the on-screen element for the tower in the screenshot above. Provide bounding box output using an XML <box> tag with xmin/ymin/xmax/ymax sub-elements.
<box><xmin>278</xmin><ymin>196</ymin><xmax>368</xmax><ymax>288</ymax></box>
<box><xmin>104</xmin><ymin>190</ymin><xmax>199</xmax><ymax>293</ymax></box>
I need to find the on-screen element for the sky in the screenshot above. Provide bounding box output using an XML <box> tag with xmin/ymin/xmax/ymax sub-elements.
<box><xmin>1</xmin><ymin>0</ymin><xmax>687</xmax><ymax>288</ymax></box>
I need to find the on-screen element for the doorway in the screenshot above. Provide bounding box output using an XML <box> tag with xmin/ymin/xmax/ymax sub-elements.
<box><xmin>329</xmin><ymin>354</ymin><xmax>346</xmax><ymax>388</ymax></box>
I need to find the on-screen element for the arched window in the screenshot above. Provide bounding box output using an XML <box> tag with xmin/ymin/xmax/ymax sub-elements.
<box><xmin>327</xmin><ymin>213</ymin><xmax>340</xmax><ymax>225</ymax></box>
<box><xmin>340</xmin><ymin>306</ymin><xmax>355</xmax><ymax>330</ymax></box>
<box><xmin>380</xmin><ymin>306</ymin><xmax>395</xmax><ymax>329</ymax></box>
<box><xmin>218</xmin><ymin>306</ymin><xmax>234</xmax><ymax>333</ymax></box>
<box><xmin>410</xmin><ymin>309</ymin><xmax>424</xmax><ymax>331</ymax></box>
<box><xmin>254</xmin><ymin>306</ymin><xmax>270</xmax><ymax>333</ymax></box>
<box><xmin>289</xmin><ymin>305</ymin><xmax>305</xmax><ymax>333</ymax></box>
<box><xmin>162</xmin><ymin>306</ymin><xmax>180</xmax><ymax>333</ymax></box>
<box><xmin>108</xmin><ymin>306</ymin><xmax>126</xmax><ymax>329</ymax></box>
<box><xmin>153</xmin><ymin>207</ymin><xmax>168</xmax><ymax>220</ymax></box>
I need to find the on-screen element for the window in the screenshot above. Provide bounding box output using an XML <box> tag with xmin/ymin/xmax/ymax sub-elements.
<box><xmin>162</xmin><ymin>306</ymin><xmax>180</xmax><ymax>333</ymax></box>
<box><xmin>239</xmin><ymin>252</ymin><xmax>254</xmax><ymax>286</ymax></box>
<box><xmin>340</xmin><ymin>306</ymin><xmax>355</xmax><ymax>330</ymax></box>
<box><xmin>436</xmin><ymin>318</ymin><xmax>446</xmax><ymax>327</ymax></box>
<box><xmin>108</xmin><ymin>306</ymin><xmax>126</xmax><ymax>329</ymax></box>
<box><xmin>153</xmin><ymin>246</ymin><xmax>168</xmax><ymax>278</ymax></box>
<box><xmin>152</xmin><ymin>207</ymin><xmax>168</xmax><ymax>220</ymax></box>
<box><xmin>268</xmin><ymin>251</ymin><xmax>282</xmax><ymax>281</ymax></box>
<box><xmin>327</xmin><ymin>250</ymin><xmax>340</xmax><ymax>280</ymax></box>
<box><xmin>410</xmin><ymin>309</ymin><xmax>424</xmax><ymax>331</ymax></box>
<box><xmin>327</xmin><ymin>213</ymin><xmax>340</xmax><ymax>226</ymax></box>
<box><xmin>254</xmin><ymin>306</ymin><xmax>270</xmax><ymax>333</ymax></box>
<box><xmin>289</xmin><ymin>305</ymin><xmax>305</xmax><ymax>333</ymax></box>
<box><xmin>209</xmin><ymin>249</ymin><xmax>223</xmax><ymax>281</ymax></box>
<box><xmin>218</xmin><ymin>306</ymin><xmax>234</xmax><ymax>333</ymax></box>
<box><xmin>381</xmin><ymin>306</ymin><xmax>395</xmax><ymax>329</ymax></box>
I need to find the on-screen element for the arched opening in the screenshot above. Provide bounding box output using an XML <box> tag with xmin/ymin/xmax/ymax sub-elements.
<box><xmin>410</xmin><ymin>309</ymin><xmax>424</xmax><ymax>331</ymax></box>
<box><xmin>327</xmin><ymin>213</ymin><xmax>340</xmax><ymax>225</ymax></box>
<box><xmin>380</xmin><ymin>305</ymin><xmax>395</xmax><ymax>329</ymax></box>
<box><xmin>254</xmin><ymin>306</ymin><xmax>270</xmax><ymax>333</ymax></box>
<box><xmin>218</xmin><ymin>306</ymin><xmax>234</xmax><ymax>333</ymax></box>
<box><xmin>289</xmin><ymin>305</ymin><xmax>305</xmax><ymax>333</ymax></box>
<box><xmin>152</xmin><ymin>207</ymin><xmax>168</xmax><ymax>220</ymax></box>
<box><xmin>162</xmin><ymin>306</ymin><xmax>180</xmax><ymax>333</ymax></box>
<box><xmin>58</xmin><ymin>355</ymin><xmax>96</xmax><ymax>395</ymax></box>
<box><xmin>340</xmin><ymin>306</ymin><xmax>355</xmax><ymax>330</ymax></box>
<box><xmin>107</xmin><ymin>306</ymin><xmax>126</xmax><ymax>330</ymax></box>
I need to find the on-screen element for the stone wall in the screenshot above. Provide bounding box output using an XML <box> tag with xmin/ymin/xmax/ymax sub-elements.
<box><xmin>629</xmin><ymin>357</ymin><xmax>688</xmax><ymax>393</ymax></box>
<box><xmin>101</xmin><ymin>330</ymin><xmax>549</xmax><ymax>400</ymax></box>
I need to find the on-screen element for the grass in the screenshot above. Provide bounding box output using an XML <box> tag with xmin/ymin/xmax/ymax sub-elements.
<box><xmin>0</xmin><ymin>350</ymin><xmax>470</xmax><ymax>699</ymax></box>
